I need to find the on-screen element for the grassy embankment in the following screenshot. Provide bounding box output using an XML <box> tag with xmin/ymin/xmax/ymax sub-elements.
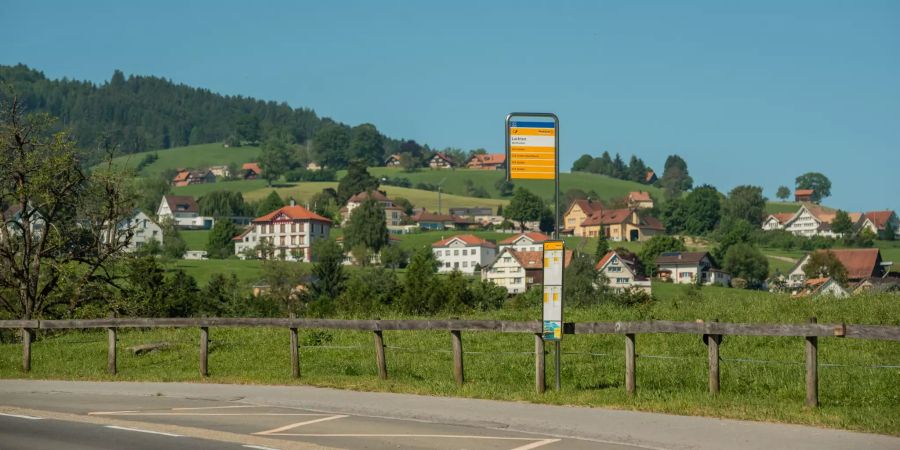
<box><xmin>2</xmin><ymin>286</ymin><xmax>897</xmax><ymax>435</ymax></box>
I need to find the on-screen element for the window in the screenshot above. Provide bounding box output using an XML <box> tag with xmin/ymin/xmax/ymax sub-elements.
<box><xmin>514</xmin><ymin>278</ymin><xmax>522</xmax><ymax>283</ymax></box>
<box><xmin>679</xmin><ymin>272</ymin><xmax>691</xmax><ymax>279</ymax></box>
<box><xmin>280</xmin><ymin>224</ymin><xmax>285</xmax><ymax>233</ymax></box>
<box><xmin>472</xmin><ymin>249</ymin><xmax>478</xmax><ymax>255</ymax></box>
<box><xmin>280</xmin><ymin>236</ymin><xmax>285</xmax><ymax>246</ymax></box>
<box><xmin>462</xmin><ymin>261</ymin><xmax>468</xmax><ymax>268</ymax></box>
<box><xmin>462</xmin><ymin>249</ymin><xmax>468</xmax><ymax>256</ymax></box>
<box><xmin>608</xmin><ymin>266</ymin><xmax>622</xmax><ymax>272</ymax></box>
<box><xmin>616</xmin><ymin>278</ymin><xmax>630</xmax><ymax>284</ymax></box>
<box><xmin>503</xmin><ymin>257</ymin><xmax>511</xmax><ymax>263</ymax></box>
<box><xmin>445</xmin><ymin>262</ymin><xmax>451</xmax><ymax>268</ymax></box>
<box><xmin>454</xmin><ymin>250</ymin><xmax>459</xmax><ymax>256</ymax></box>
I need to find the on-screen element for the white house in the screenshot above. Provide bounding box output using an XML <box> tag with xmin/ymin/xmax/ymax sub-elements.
<box><xmin>116</xmin><ymin>210</ymin><xmax>163</xmax><ymax>252</ymax></box>
<box><xmin>497</xmin><ymin>232</ymin><xmax>550</xmax><ymax>253</ymax></box>
<box><xmin>765</xmin><ymin>203</ymin><xmax>863</xmax><ymax>238</ymax></box>
<box><xmin>783</xmin><ymin>248</ymin><xmax>890</xmax><ymax>291</ymax></box>
<box><xmin>655</xmin><ymin>252</ymin><xmax>730</xmax><ymax>286</ymax></box>
<box><xmin>481</xmin><ymin>248</ymin><xmax>532</xmax><ymax>294</ymax></box>
<box><xmin>157</xmin><ymin>195</ymin><xmax>213</xmax><ymax>229</ymax></box>
<box><xmin>1</xmin><ymin>204</ymin><xmax>45</xmax><ymax>239</ymax></box>
<box><xmin>596</xmin><ymin>251</ymin><xmax>651</xmax><ymax>294</ymax></box>
<box><xmin>858</xmin><ymin>210</ymin><xmax>900</xmax><ymax>238</ymax></box>
<box><xmin>234</xmin><ymin>204</ymin><xmax>332</xmax><ymax>262</ymax></box>
<box><xmin>432</xmin><ymin>234</ymin><xmax>496</xmax><ymax>274</ymax></box>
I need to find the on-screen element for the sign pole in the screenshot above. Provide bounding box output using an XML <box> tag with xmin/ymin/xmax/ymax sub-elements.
<box><xmin>553</xmin><ymin>117</ymin><xmax>561</xmax><ymax>392</ymax></box>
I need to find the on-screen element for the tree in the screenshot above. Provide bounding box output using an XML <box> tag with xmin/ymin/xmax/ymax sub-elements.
<box><xmin>234</xmin><ymin>114</ymin><xmax>261</xmax><ymax>143</ymax></box>
<box><xmin>337</xmin><ymin>161</ymin><xmax>378</xmax><ymax>204</ymax></box>
<box><xmin>611</xmin><ymin>153</ymin><xmax>627</xmax><ymax>179</ymax></box>
<box><xmin>199</xmin><ymin>191</ymin><xmax>248</xmax><ymax>217</ymax></box>
<box><xmin>564</xmin><ymin>252</ymin><xmax>600</xmax><ymax>307</ymax></box>
<box><xmin>159</xmin><ymin>217</ymin><xmax>186</xmax><ymax>259</ymax></box>
<box><xmin>627</xmin><ymin>155</ymin><xmax>647</xmax><ymax>183</ymax></box>
<box><xmin>380</xmin><ymin>244</ymin><xmax>408</xmax><ymax>269</ymax></box>
<box><xmin>831</xmin><ymin>210</ymin><xmax>853</xmax><ymax>236</ymax></box>
<box><xmin>639</xmin><ymin>236</ymin><xmax>686</xmax><ymax>276</ymax></box>
<box><xmin>659</xmin><ymin>154</ymin><xmax>693</xmax><ymax>198</ymax></box>
<box><xmin>494</xmin><ymin>179</ymin><xmax>514</xmax><ymax>197</ymax></box>
<box><xmin>723</xmin><ymin>185</ymin><xmax>767</xmax><ymax>227</ymax></box>
<box><xmin>0</xmin><ymin>96</ymin><xmax>136</xmax><ymax>321</ymax></box>
<box><xmin>392</xmin><ymin>197</ymin><xmax>414</xmax><ymax>216</ymax></box>
<box><xmin>683</xmin><ymin>185</ymin><xmax>721</xmax><ymax>235</ymax></box>
<box><xmin>307</xmin><ymin>238</ymin><xmax>346</xmax><ymax>304</ymax></box>
<box><xmin>571</xmin><ymin>154</ymin><xmax>593</xmax><ymax>172</ymax></box>
<box><xmin>259</xmin><ymin>133</ymin><xmax>294</xmax><ymax>186</ymax></box>
<box><xmin>803</xmin><ymin>250</ymin><xmax>848</xmax><ymax>285</ymax></box>
<box><xmin>722</xmin><ymin>243</ymin><xmax>769</xmax><ymax>288</ymax></box>
<box><xmin>712</xmin><ymin>217</ymin><xmax>754</xmax><ymax>262</ymax></box>
<box><xmin>594</xmin><ymin>233</ymin><xmax>610</xmax><ymax>262</ymax></box>
<box><xmin>163</xmin><ymin>270</ymin><xmax>200</xmax><ymax>317</ymax></box>
<box><xmin>206</xmin><ymin>219</ymin><xmax>238</xmax><ymax>259</ymax></box>
<box><xmin>883</xmin><ymin>220</ymin><xmax>897</xmax><ymax>241</ymax></box>
<box><xmin>795</xmin><ymin>172</ymin><xmax>832</xmax><ymax>202</ymax></box>
<box><xmin>312</xmin><ymin>123</ymin><xmax>351</xmax><ymax>169</ymax></box>
<box><xmin>539</xmin><ymin>207</ymin><xmax>556</xmax><ymax>234</ymax></box>
<box><xmin>136</xmin><ymin>175</ymin><xmax>170</xmax><ymax>216</ymax></box>
<box><xmin>776</xmin><ymin>186</ymin><xmax>791</xmax><ymax>201</ymax></box>
<box><xmin>348</xmin><ymin>123</ymin><xmax>384</xmax><ymax>166</ymax></box>
<box><xmin>504</xmin><ymin>187</ymin><xmax>544</xmax><ymax>231</ymax></box>
<box><xmin>199</xmin><ymin>273</ymin><xmax>242</xmax><ymax>317</ymax></box>
<box><xmin>261</xmin><ymin>260</ymin><xmax>309</xmax><ymax>315</ymax></box>
<box><xmin>256</xmin><ymin>191</ymin><xmax>285</xmax><ymax>216</ymax></box>
<box><xmin>343</xmin><ymin>197</ymin><xmax>389</xmax><ymax>252</ymax></box>
<box><xmin>398</xmin><ymin>247</ymin><xmax>441</xmax><ymax>314</ymax></box>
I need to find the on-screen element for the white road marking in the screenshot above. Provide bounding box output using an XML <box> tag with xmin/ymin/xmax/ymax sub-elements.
<box><xmin>254</xmin><ymin>415</ymin><xmax>349</xmax><ymax>435</ymax></box>
<box><xmin>509</xmin><ymin>438</ymin><xmax>561</xmax><ymax>450</ymax></box>
<box><xmin>104</xmin><ymin>425</ymin><xmax>182</xmax><ymax>437</ymax></box>
<box><xmin>0</xmin><ymin>413</ymin><xmax>43</xmax><ymax>420</ymax></box>
<box><xmin>172</xmin><ymin>405</ymin><xmax>259</xmax><ymax>411</ymax></box>
<box><xmin>243</xmin><ymin>445</ymin><xmax>281</xmax><ymax>450</ymax></box>
<box><xmin>88</xmin><ymin>410</ymin><xmax>138</xmax><ymax>415</ymax></box>
<box><xmin>93</xmin><ymin>412</ymin><xmax>330</xmax><ymax>416</ymax></box>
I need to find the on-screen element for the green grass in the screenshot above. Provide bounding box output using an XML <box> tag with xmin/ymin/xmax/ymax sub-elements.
<box><xmin>2</xmin><ymin>289</ymin><xmax>898</xmax><ymax>435</ymax></box>
<box><xmin>766</xmin><ymin>202</ymin><xmax>801</xmax><ymax>214</ymax></box>
<box><xmin>180</xmin><ymin>230</ymin><xmax>210</xmax><ymax>251</ymax></box>
<box><xmin>106</xmin><ymin>143</ymin><xmax>261</xmax><ymax>176</ymax></box>
<box><xmin>163</xmin><ymin>259</ymin><xmax>268</xmax><ymax>286</ymax></box>
<box><xmin>874</xmin><ymin>240</ymin><xmax>900</xmax><ymax>265</ymax></box>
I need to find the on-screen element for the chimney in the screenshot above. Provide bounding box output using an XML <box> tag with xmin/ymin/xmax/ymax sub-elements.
<box><xmin>289</xmin><ymin>197</ymin><xmax>296</xmax><ymax>207</ymax></box>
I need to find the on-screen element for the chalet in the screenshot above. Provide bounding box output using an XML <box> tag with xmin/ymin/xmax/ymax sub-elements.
<box><xmin>626</xmin><ymin>191</ymin><xmax>654</xmax><ymax>209</ymax></box>
<box><xmin>339</xmin><ymin>190</ymin><xmax>405</xmax><ymax>227</ymax></box>
<box><xmin>235</xmin><ymin>203</ymin><xmax>332</xmax><ymax>262</ymax></box>
<box><xmin>306</xmin><ymin>162</ymin><xmax>322</xmax><ymax>171</ymax></box>
<box><xmin>412</xmin><ymin>211</ymin><xmax>476</xmax><ymax>231</ymax></box>
<box><xmin>794</xmin><ymin>189</ymin><xmax>815</xmax><ymax>203</ymax></box>
<box><xmin>432</xmin><ymin>234</ymin><xmax>497</xmax><ymax>274</ymax></box>
<box><xmin>644</xmin><ymin>170</ymin><xmax>658</xmax><ymax>184</ymax></box>
<box><xmin>481</xmin><ymin>248</ymin><xmax>572</xmax><ymax>294</ymax></box>
<box><xmin>784</xmin><ymin>248</ymin><xmax>892</xmax><ymax>290</ymax></box>
<box><xmin>498</xmin><ymin>232</ymin><xmax>550</xmax><ymax>252</ymax></box>
<box><xmin>157</xmin><ymin>195</ymin><xmax>213</xmax><ymax>229</ymax></box>
<box><xmin>596</xmin><ymin>250</ymin><xmax>651</xmax><ymax>293</ymax></box>
<box><xmin>428</xmin><ymin>152</ymin><xmax>454</xmax><ymax>169</ymax></box>
<box><xmin>465</xmin><ymin>153</ymin><xmax>506</xmax><ymax>170</ymax></box>
<box><xmin>562</xmin><ymin>199</ymin><xmax>602</xmax><ymax>235</ymax></box>
<box><xmin>655</xmin><ymin>252</ymin><xmax>731</xmax><ymax>286</ymax></box>
<box><xmin>795</xmin><ymin>277</ymin><xmax>850</xmax><ymax>298</ymax></box>
<box><xmin>579</xmin><ymin>209</ymin><xmax>664</xmax><ymax>241</ymax></box>
<box><xmin>384</xmin><ymin>154</ymin><xmax>402</xmax><ymax>167</ymax></box>
<box><xmin>761</xmin><ymin>213</ymin><xmax>795</xmax><ymax>231</ymax></box>
<box><xmin>172</xmin><ymin>169</ymin><xmax>215</xmax><ymax>187</ymax></box>
<box><xmin>242</xmin><ymin>162</ymin><xmax>262</xmax><ymax>180</ymax></box>
<box><xmin>116</xmin><ymin>210</ymin><xmax>163</xmax><ymax>252</ymax></box>
<box><xmin>859</xmin><ymin>210</ymin><xmax>900</xmax><ymax>239</ymax></box>
<box><xmin>767</xmin><ymin>203</ymin><xmax>861</xmax><ymax>238</ymax></box>
<box><xmin>208</xmin><ymin>165</ymin><xmax>230</xmax><ymax>178</ymax></box>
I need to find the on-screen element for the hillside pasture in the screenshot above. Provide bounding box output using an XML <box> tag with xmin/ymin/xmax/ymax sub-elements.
<box><xmin>108</xmin><ymin>143</ymin><xmax>260</xmax><ymax>176</ymax></box>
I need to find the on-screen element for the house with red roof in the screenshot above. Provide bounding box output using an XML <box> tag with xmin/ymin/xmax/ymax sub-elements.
<box><xmin>859</xmin><ymin>210</ymin><xmax>899</xmax><ymax>239</ymax></box>
<box><xmin>465</xmin><ymin>153</ymin><xmax>506</xmax><ymax>170</ymax></box>
<box><xmin>562</xmin><ymin>199</ymin><xmax>603</xmax><ymax>235</ymax></box>
<box><xmin>497</xmin><ymin>232</ymin><xmax>550</xmax><ymax>252</ymax></box>
<box><xmin>481</xmin><ymin>248</ymin><xmax>573</xmax><ymax>294</ymax></box>
<box><xmin>626</xmin><ymin>191</ymin><xmax>654</xmax><ymax>209</ymax></box>
<box><xmin>235</xmin><ymin>202</ymin><xmax>332</xmax><ymax>262</ymax></box>
<box><xmin>765</xmin><ymin>203</ymin><xmax>862</xmax><ymax>238</ymax></box>
<box><xmin>761</xmin><ymin>212</ymin><xmax>796</xmax><ymax>231</ymax></box>
<box><xmin>428</xmin><ymin>152</ymin><xmax>454</xmax><ymax>169</ymax></box>
<box><xmin>242</xmin><ymin>162</ymin><xmax>262</xmax><ymax>180</ymax></box>
<box><xmin>794</xmin><ymin>189</ymin><xmax>816</xmax><ymax>202</ymax></box>
<box><xmin>431</xmin><ymin>234</ymin><xmax>497</xmax><ymax>274</ymax></box>
<box><xmin>596</xmin><ymin>250</ymin><xmax>651</xmax><ymax>294</ymax></box>
<box><xmin>579</xmin><ymin>208</ymin><xmax>664</xmax><ymax>242</ymax></box>
<box><xmin>784</xmin><ymin>248</ymin><xmax>892</xmax><ymax>290</ymax></box>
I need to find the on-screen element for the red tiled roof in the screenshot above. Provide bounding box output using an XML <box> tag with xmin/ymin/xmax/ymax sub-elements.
<box><xmin>640</xmin><ymin>215</ymin><xmax>665</xmax><ymax>230</ymax></box>
<box><xmin>768</xmin><ymin>212</ymin><xmax>795</xmax><ymax>224</ymax></box>
<box><xmin>432</xmin><ymin>234</ymin><xmax>496</xmax><ymax>248</ymax></box>
<box><xmin>813</xmin><ymin>248</ymin><xmax>881</xmax><ymax>280</ymax></box>
<box><xmin>467</xmin><ymin>153</ymin><xmax>506</xmax><ymax>166</ymax></box>
<box><xmin>595</xmin><ymin>250</ymin><xmax>617</xmax><ymax>269</ymax></box>
<box><xmin>570</xmin><ymin>199</ymin><xmax>602</xmax><ymax>216</ymax></box>
<box><xmin>628</xmin><ymin>191</ymin><xmax>652</xmax><ymax>202</ymax></box>
<box><xmin>864</xmin><ymin>210</ymin><xmax>896</xmax><ymax>229</ymax></box>
<box><xmin>499</xmin><ymin>232</ymin><xmax>550</xmax><ymax>245</ymax></box>
<box><xmin>582</xmin><ymin>208</ymin><xmax>633</xmax><ymax>227</ymax></box>
<box><xmin>795</xmin><ymin>189</ymin><xmax>814</xmax><ymax>196</ymax></box>
<box><xmin>172</xmin><ymin>170</ymin><xmax>190</xmax><ymax>182</ymax></box>
<box><xmin>253</xmin><ymin>205</ymin><xmax>332</xmax><ymax>223</ymax></box>
<box><xmin>242</xmin><ymin>162</ymin><xmax>262</xmax><ymax>174</ymax></box>
<box><xmin>508</xmin><ymin>249</ymin><xmax>573</xmax><ymax>269</ymax></box>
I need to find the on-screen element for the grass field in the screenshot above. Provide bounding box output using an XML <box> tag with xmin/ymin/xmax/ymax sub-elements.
<box><xmin>107</xmin><ymin>143</ymin><xmax>260</xmax><ymax>176</ymax></box>
<box><xmin>2</xmin><ymin>288</ymin><xmax>897</xmax><ymax>435</ymax></box>
<box><xmin>180</xmin><ymin>230</ymin><xmax>210</xmax><ymax>251</ymax></box>
<box><xmin>163</xmin><ymin>259</ymin><xmax>268</xmax><ymax>286</ymax></box>
<box><xmin>765</xmin><ymin>202</ymin><xmax>801</xmax><ymax>214</ymax></box>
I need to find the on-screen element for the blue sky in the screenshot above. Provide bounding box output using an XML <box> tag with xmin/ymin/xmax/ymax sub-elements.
<box><xmin>3</xmin><ymin>0</ymin><xmax>898</xmax><ymax>212</ymax></box>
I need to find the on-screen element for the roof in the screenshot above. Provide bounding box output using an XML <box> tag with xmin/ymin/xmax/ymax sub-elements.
<box><xmin>431</xmin><ymin>234</ymin><xmax>496</xmax><ymax>248</ymax></box>
<box><xmin>795</xmin><ymin>189</ymin><xmax>815</xmax><ymax>196</ymax></box>
<box><xmin>567</xmin><ymin>199</ymin><xmax>602</xmax><ymax>217</ymax></box>
<box><xmin>812</xmin><ymin>248</ymin><xmax>881</xmax><ymax>280</ymax></box>
<box><xmin>628</xmin><ymin>191</ymin><xmax>652</xmax><ymax>202</ymax></box>
<box><xmin>864</xmin><ymin>210</ymin><xmax>896</xmax><ymax>229</ymax></box>
<box><xmin>172</xmin><ymin>170</ymin><xmax>190</xmax><ymax>182</ymax></box>
<box><xmin>253</xmin><ymin>205</ymin><xmax>332</xmax><ymax>223</ymax></box>
<box><xmin>499</xmin><ymin>232</ymin><xmax>550</xmax><ymax>245</ymax></box>
<box><xmin>413</xmin><ymin>211</ymin><xmax>473</xmax><ymax>224</ymax></box>
<box><xmin>767</xmin><ymin>212</ymin><xmax>795</xmax><ymax>224</ymax></box>
<box><xmin>163</xmin><ymin>195</ymin><xmax>199</xmax><ymax>214</ymax></box>
<box><xmin>801</xmin><ymin>203</ymin><xmax>837</xmax><ymax>224</ymax></box>
<box><xmin>347</xmin><ymin>190</ymin><xmax>391</xmax><ymax>203</ymax></box>
<box><xmin>384</xmin><ymin>153</ymin><xmax>401</xmax><ymax>163</ymax></box>
<box><xmin>655</xmin><ymin>251</ymin><xmax>711</xmax><ymax>266</ymax></box>
<box><xmin>431</xmin><ymin>152</ymin><xmax>454</xmax><ymax>164</ymax></box>
<box><xmin>466</xmin><ymin>153</ymin><xmax>506</xmax><ymax>165</ymax></box>
<box><xmin>242</xmin><ymin>162</ymin><xmax>262</xmax><ymax>174</ymax></box>
<box><xmin>645</xmin><ymin>170</ymin><xmax>657</xmax><ymax>182</ymax></box>
<box><xmin>233</xmin><ymin>227</ymin><xmax>253</xmax><ymax>241</ymax></box>
<box><xmin>595</xmin><ymin>250</ymin><xmax>645</xmax><ymax>279</ymax></box>
<box><xmin>509</xmin><ymin>249</ymin><xmax>573</xmax><ymax>270</ymax></box>
<box><xmin>639</xmin><ymin>215</ymin><xmax>665</xmax><ymax>230</ymax></box>
<box><xmin>582</xmin><ymin>209</ymin><xmax>633</xmax><ymax>227</ymax></box>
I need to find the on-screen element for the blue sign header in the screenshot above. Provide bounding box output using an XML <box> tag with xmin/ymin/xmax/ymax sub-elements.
<box><xmin>510</xmin><ymin>121</ymin><xmax>555</xmax><ymax>128</ymax></box>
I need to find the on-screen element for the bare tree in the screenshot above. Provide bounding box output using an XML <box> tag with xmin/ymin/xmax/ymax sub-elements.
<box><xmin>0</xmin><ymin>94</ymin><xmax>135</xmax><ymax>321</ymax></box>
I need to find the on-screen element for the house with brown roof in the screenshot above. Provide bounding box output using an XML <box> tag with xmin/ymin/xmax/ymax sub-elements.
<box><xmin>795</xmin><ymin>189</ymin><xmax>816</xmax><ymax>202</ymax></box>
<box><xmin>562</xmin><ymin>199</ymin><xmax>602</xmax><ymax>235</ymax></box>
<box><xmin>465</xmin><ymin>153</ymin><xmax>506</xmax><ymax>170</ymax></box>
<box><xmin>761</xmin><ymin>212</ymin><xmax>796</xmax><ymax>231</ymax></box>
<box><xmin>858</xmin><ymin>210</ymin><xmax>899</xmax><ymax>239</ymax></box>
<box><xmin>339</xmin><ymin>190</ymin><xmax>405</xmax><ymax>227</ymax></box>
<box><xmin>770</xmin><ymin>203</ymin><xmax>862</xmax><ymax>238</ymax></box>
<box><xmin>235</xmin><ymin>203</ymin><xmax>332</xmax><ymax>262</ymax></box>
<box><xmin>481</xmin><ymin>248</ymin><xmax>572</xmax><ymax>294</ymax></box>
<box><xmin>172</xmin><ymin>169</ymin><xmax>215</xmax><ymax>187</ymax></box>
<box><xmin>626</xmin><ymin>191</ymin><xmax>654</xmax><ymax>209</ymax></box>
<box><xmin>498</xmin><ymin>232</ymin><xmax>550</xmax><ymax>252</ymax></box>
<box><xmin>655</xmin><ymin>251</ymin><xmax>731</xmax><ymax>286</ymax></box>
<box><xmin>242</xmin><ymin>162</ymin><xmax>262</xmax><ymax>180</ymax></box>
<box><xmin>412</xmin><ymin>211</ymin><xmax>477</xmax><ymax>231</ymax></box>
<box><xmin>784</xmin><ymin>248</ymin><xmax>892</xmax><ymax>290</ymax></box>
<box><xmin>579</xmin><ymin>209</ymin><xmax>664</xmax><ymax>242</ymax></box>
<box><xmin>157</xmin><ymin>195</ymin><xmax>214</xmax><ymax>229</ymax></box>
<box><xmin>428</xmin><ymin>152</ymin><xmax>454</xmax><ymax>169</ymax></box>
<box><xmin>432</xmin><ymin>234</ymin><xmax>497</xmax><ymax>274</ymax></box>
<box><xmin>384</xmin><ymin>154</ymin><xmax>402</xmax><ymax>167</ymax></box>
<box><xmin>596</xmin><ymin>250</ymin><xmax>651</xmax><ymax>293</ymax></box>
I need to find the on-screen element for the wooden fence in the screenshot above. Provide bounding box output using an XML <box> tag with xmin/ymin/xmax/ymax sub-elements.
<box><xmin>2</xmin><ymin>318</ymin><xmax>898</xmax><ymax>407</ymax></box>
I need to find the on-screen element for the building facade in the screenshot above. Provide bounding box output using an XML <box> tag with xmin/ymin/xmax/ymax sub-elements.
<box><xmin>596</xmin><ymin>251</ymin><xmax>651</xmax><ymax>293</ymax></box>
<box><xmin>432</xmin><ymin>234</ymin><xmax>496</xmax><ymax>274</ymax></box>
<box><xmin>235</xmin><ymin>205</ymin><xmax>332</xmax><ymax>262</ymax></box>
<box><xmin>339</xmin><ymin>190</ymin><xmax>404</xmax><ymax>227</ymax></box>
<box><xmin>497</xmin><ymin>232</ymin><xmax>550</xmax><ymax>253</ymax></box>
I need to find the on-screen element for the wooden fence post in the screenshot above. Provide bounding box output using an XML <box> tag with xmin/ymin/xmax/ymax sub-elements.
<box><xmin>107</xmin><ymin>327</ymin><xmax>117</xmax><ymax>375</ymax></box>
<box><xmin>374</xmin><ymin>330</ymin><xmax>387</xmax><ymax>380</ymax></box>
<box><xmin>534</xmin><ymin>334</ymin><xmax>545</xmax><ymax>394</ymax></box>
<box><xmin>625</xmin><ymin>333</ymin><xmax>636</xmax><ymax>396</ymax></box>
<box><xmin>451</xmin><ymin>330</ymin><xmax>464</xmax><ymax>386</ymax></box>
<box><xmin>806</xmin><ymin>317</ymin><xmax>818</xmax><ymax>408</ymax></box>
<box><xmin>22</xmin><ymin>328</ymin><xmax>32</xmax><ymax>373</ymax></box>
<box><xmin>290</xmin><ymin>327</ymin><xmax>300</xmax><ymax>379</ymax></box>
<box><xmin>707</xmin><ymin>320</ymin><xmax>720</xmax><ymax>395</ymax></box>
<box><xmin>199</xmin><ymin>326</ymin><xmax>209</xmax><ymax>377</ymax></box>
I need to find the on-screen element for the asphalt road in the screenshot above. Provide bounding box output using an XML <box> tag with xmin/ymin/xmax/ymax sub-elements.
<box><xmin>1</xmin><ymin>380</ymin><xmax>898</xmax><ymax>450</ymax></box>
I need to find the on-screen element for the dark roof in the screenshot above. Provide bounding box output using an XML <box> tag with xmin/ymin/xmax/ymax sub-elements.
<box><xmin>163</xmin><ymin>195</ymin><xmax>199</xmax><ymax>214</ymax></box>
<box><xmin>655</xmin><ymin>252</ymin><xmax>711</xmax><ymax>265</ymax></box>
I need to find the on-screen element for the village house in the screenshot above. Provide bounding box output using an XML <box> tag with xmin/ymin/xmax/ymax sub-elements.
<box><xmin>235</xmin><ymin>203</ymin><xmax>332</xmax><ymax>262</ymax></box>
<box><xmin>858</xmin><ymin>210</ymin><xmax>900</xmax><ymax>239</ymax></box>
<box><xmin>655</xmin><ymin>252</ymin><xmax>731</xmax><ymax>286</ymax></box>
<box><xmin>428</xmin><ymin>152</ymin><xmax>454</xmax><ymax>169</ymax></box>
<box><xmin>497</xmin><ymin>232</ymin><xmax>550</xmax><ymax>252</ymax></box>
<box><xmin>1</xmin><ymin>204</ymin><xmax>45</xmax><ymax>238</ymax></box>
<box><xmin>172</xmin><ymin>169</ymin><xmax>215</xmax><ymax>187</ymax></box>
<box><xmin>116</xmin><ymin>210</ymin><xmax>163</xmax><ymax>252</ymax></box>
<box><xmin>794</xmin><ymin>189</ymin><xmax>816</xmax><ymax>202</ymax></box>
<box><xmin>306</xmin><ymin>162</ymin><xmax>322</xmax><ymax>171</ymax></box>
<box><xmin>432</xmin><ymin>234</ymin><xmax>497</xmax><ymax>274</ymax></box>
<box><xmin>208</xmin><ymin>165</ymin><xmax>230</xmax><ymax>178</ymax></box>
<box><xmin>783</xmin><ymin>248</ymin><xmax>892</xmax><ymax>290</ymax></box>
<box><xmin>412</xmin><ymin>211</ymin><xmax>477</xmax><ymax>231</ymax></box>
<box><xmin>595</xmin><ymin>250</ymin><xmax>651</xmax><ymax>294</ymax></box>
<box><xmin>465</xmin><ymin>153</ymin><xmax>506</xmax><ymax>170</ymax></box>
<box><xmin>579</xmin><ymin>208</ymin><xmax>664</xmax><ymax>242</ymax></box>
<box><xmin>765</xmin><ymin>203</ymin><xmax>861</xmax><ymax>238</ymax></box>
<box><xmin>384</xmin><ymin>154</ymin><xmax>402</xmax><ymax>167</ymax></box>
<box><xmin>761</xmin><ymin>212</ymin><xmax>796</xmax><ymax>231</ymax></box>
<box><xmin>241</xmin><ymin>162</ymin><xmax>262</xmax><ymax>180</ymax></box>
<box><xmin>157</xmin><ymin>195</ymin><xmax>214</xmax><ymax>229</ymax></box>
<box><xmin>481</xmin><ymin>248</ymin><xmax>572</xmax><ymax>294</ymax></box>
<box><xmin>795</xmin><ymin>277</ymin><xmax>850</xmax><ymax>298</ymax></box>
<box><xmin>626</xmin><ymin>191</ymin><xmax>654</xmax><ymax>209</ymax></box>
<box><xmin>562</xmin><ymin>199</ymin><xmax>603</xmax><ymax>235</ymax></box>
<box><xmin>644</xmin><ymin>170</ymin><xmax>658</xmax><ymax>184</ymax></box>
<box><xmin>339</xmin><ymin>190</ymin><xmax>405</xmax><ymax>227</ymax></box>
<box><xmin>852</xmin><ymin>277</ymin><xmax>900</xmax><ymax>294</ymax></box>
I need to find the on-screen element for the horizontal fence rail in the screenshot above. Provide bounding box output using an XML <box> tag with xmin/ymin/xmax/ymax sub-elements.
<box><xmin>2</xmin><ymin>318</ymin><xmax>898</xmax><ymax>407</ymax></box>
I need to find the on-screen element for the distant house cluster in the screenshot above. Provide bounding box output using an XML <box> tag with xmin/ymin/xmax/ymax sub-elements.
<box><xmin>170</xmin><ymin>162</ymin><xmax>262</xmax><ymax>186</ymax></box>
<box><xmin>763</xmin><ymin>203</ymin><xmax>899</xmax><ymax>239</ymax></box>
<box><xmin>383</xmin><ymin>152</ymin><xmax>507</xmax><ymax>170</ymax></box>
<box><xmin>562</xmin><ymin>194</ymin><xmax>663</xmax><ymax>242</ymax></box>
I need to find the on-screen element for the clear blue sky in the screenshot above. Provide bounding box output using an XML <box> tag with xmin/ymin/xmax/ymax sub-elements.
<box><xmin>3</xmin><ymin>0</ymin><xmax>898</xmax><ymax>212</ymax></box>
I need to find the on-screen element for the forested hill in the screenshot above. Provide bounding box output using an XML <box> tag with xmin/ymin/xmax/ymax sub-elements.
<box><xmin>0</xmin><ymin>64</ymin><xmax>378</xmax><ymax>157</ymax></box>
